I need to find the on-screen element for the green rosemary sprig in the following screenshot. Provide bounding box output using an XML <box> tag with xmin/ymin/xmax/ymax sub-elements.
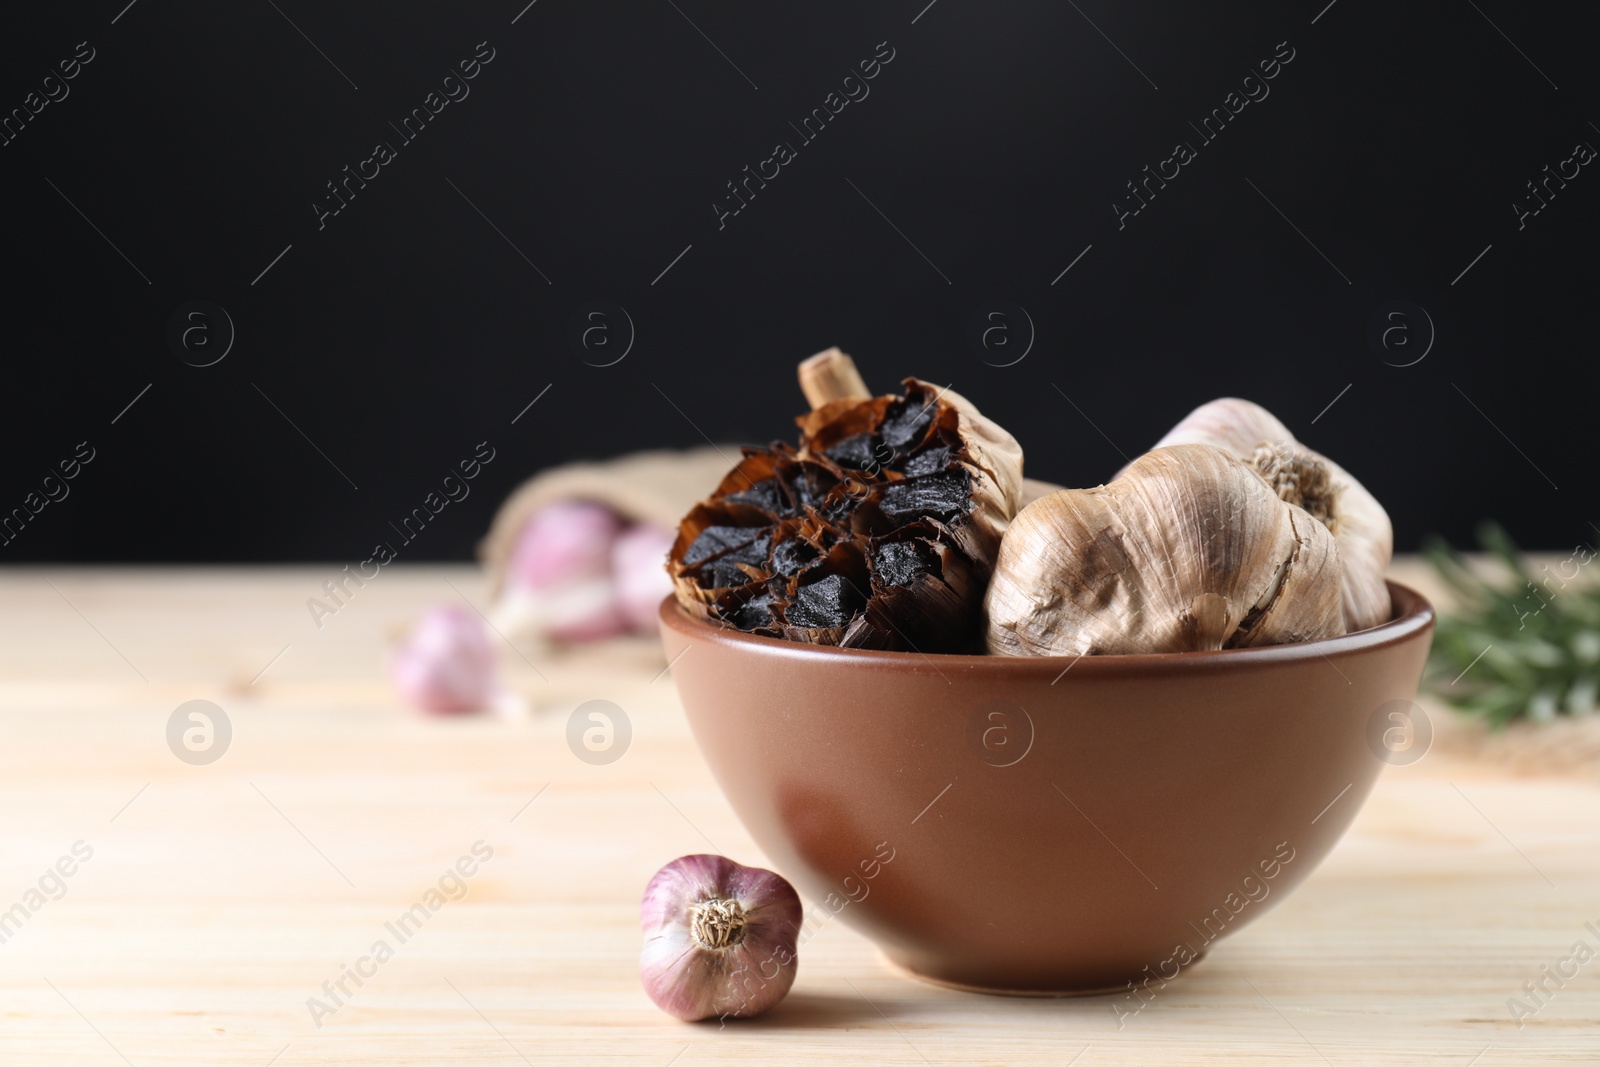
<box><xmin>1424</xmin><ymin>523</ymin><xmax>1600</xmax><ymax>727</ymax></box>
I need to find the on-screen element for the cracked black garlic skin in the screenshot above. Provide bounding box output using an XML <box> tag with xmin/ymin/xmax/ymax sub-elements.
<box><xmin>984</xmin><ymin>444</ymin><xmax>1344</xmax><ymax>656</ymax></box>
<box><xmin>668</xmin><ymin>378</ymin><xmax>1023</xmax><ymax>652</ymax></box>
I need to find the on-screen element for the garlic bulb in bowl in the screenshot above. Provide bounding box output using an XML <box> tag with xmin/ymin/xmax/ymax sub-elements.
<box><xmin>667</xmin><ymin>376</ymin><xmax>1024</xmax><ymax>651</ymax></box>
<box><xmin>1151</xmin><ymin>397</ymin><xmax>1393</xmax><ymax>631</ymax></box>
<box><xmin>985</xmin><ymin>444</ymin><xmax>1344</xmax><ymax>656</ymax></box>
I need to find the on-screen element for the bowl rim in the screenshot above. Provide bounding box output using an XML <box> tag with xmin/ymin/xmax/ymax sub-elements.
<box><xmin>658</xmin><ymin>579</ymin><xmax>1434</xmax><ymax>673</ymax></box>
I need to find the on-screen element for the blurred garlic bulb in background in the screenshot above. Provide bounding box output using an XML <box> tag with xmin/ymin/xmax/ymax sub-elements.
<box><xmin>1152</xmin><ymin>397</ymin><xmax>1394</xmax><ymax>631</ymax></box>
<box><xmin>390</xmin><ymin>605</ymin><xmax>499</xmax><ymax>714</ymax></box>
<box><xmin>508</xmin><ymin>498</ymin><xmax>621</xmax><ymax>588</ymax></box>
<box><xmin>498</xmin><ymin>500</ymin><xmax>628</xmax><ymax>642</ymax></box>
<box><xmin>480</xmin><ymin>447</ymin><xmax>734</xmax><ymax>646</ymax></box>
<box><xmin>611</xmin><ymin>523</ymin><xmax>677</xmax><ymax>632</ymax></box>
<box><xmin>986</xmin><ymin>445</ymin><xmax>1344</xmax><ymax>656</ymax></box>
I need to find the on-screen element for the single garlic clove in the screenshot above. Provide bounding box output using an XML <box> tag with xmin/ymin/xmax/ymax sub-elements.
<box><xmin>640</xmin><ymin>854</ymin><xmax>803</xmax><ymax>1022</ymax></box>
<box><xmin>390</xmin><ymin>605</ymin><xmax>498</xmax><ymax>714</ymax></box>
<box><xmin>1151</xmin><ymin>397</ymin><xmax>1393</xmax><ymax>631</ymax></box>
<box><xmin>611</xmin><ymin>523</ymin><xmax>677</xmax><ymax>633</ymax></box>
<box><xmin>985</xmin><ymin>444</ymin><xmax>1344</xmax><ymax>656</ymax></box>
<box><xmin>507</xmin><ymin>500</ymin><xmax>622</xmax><ymax>590</ymax></box>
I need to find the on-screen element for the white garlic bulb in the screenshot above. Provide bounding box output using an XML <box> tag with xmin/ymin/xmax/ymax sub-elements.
<box><xmin>1152</xmin><ymin>397</ymin><xmax>1393</xmax><ymax>631</ymax></box>
<box><xmin>985</xmin><ymin>444</ymin><xmax>1344</xmax><ymax>656</ymax></box>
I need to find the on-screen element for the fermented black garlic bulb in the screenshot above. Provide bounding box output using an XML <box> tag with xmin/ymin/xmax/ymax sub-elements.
<box><xmin>668</xmin><ymin>355</ymin><xmax>1023</xmax><ymax>653</ymax></box>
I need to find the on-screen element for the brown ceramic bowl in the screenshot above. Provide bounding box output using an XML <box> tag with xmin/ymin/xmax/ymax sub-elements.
<box><xmin>658</xmin><ymin>582</ymin><xmax>1434</xmax><ymax>995</ymax></box>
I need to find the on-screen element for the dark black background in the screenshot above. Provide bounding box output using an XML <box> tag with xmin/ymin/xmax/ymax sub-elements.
<box><xmin>3</xmin><ymin>0</ymin><xmax>1595</xmax><ymax>562</ymax></box>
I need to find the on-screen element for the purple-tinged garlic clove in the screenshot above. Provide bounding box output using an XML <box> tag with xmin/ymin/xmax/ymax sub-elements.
<box><xmin>640</xmin><ymin>854</ymin><xmax>803</xmax><ymax>1022</ymax></box>
<box><xmin>390</xmin><ymin>605</ymin><xmax>498</xmax><ymax>714</ymax></box>
<box><xmin>1152</xmin><ymin>397</ymin><xmax>1394</xmax><ymax>632</ymax></box>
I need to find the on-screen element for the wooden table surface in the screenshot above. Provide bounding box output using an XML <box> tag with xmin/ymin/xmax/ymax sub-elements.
<box><xmin>1</xmin><ymin>561</ymin><xmax>1596</xmax><ymax>1066</ymax></box>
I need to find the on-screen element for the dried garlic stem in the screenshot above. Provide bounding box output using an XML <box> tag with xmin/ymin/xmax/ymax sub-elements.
<box><xmin>799</xmin><ymin>347</ymin><xmax>872</xmax><ymax>409</ymax></box>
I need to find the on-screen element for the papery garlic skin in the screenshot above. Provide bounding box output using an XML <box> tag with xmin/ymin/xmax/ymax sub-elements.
<box><xmin>930</xmin><ymin>383</ymin><xmax>1027</xmax><ymax>575</ymax></box>
<box><xmin>985</xmin><ymin>445</ymin><xmax>1344</xmax><ymax>656</ymax></box>
<box><xmin>390</xmin><ymin>605</ymin><xmax>498</xmax><ymax>714</ymax></box>
<box><xmin>640</xmin><ymin>854</ymin><xmax>802</xmax><ymax>1022</ymax></box>
<box><xmin>1152</xmin><ymin>398</ymin><xmax>1393</xmax><ymax>631</ymax></box>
